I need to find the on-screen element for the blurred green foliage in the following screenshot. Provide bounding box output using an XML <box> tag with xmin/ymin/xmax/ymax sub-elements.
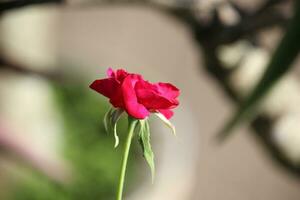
<box><xmin>12</xmin><ymin>82</ymin><xmax>138</xmax><ymax>200</ymax></box>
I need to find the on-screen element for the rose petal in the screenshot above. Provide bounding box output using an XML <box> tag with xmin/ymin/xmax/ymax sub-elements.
<box><xmin>135</xmin><ymin>81</ymin><xmax>178</xmax><ymax>109</ymax></box>
<box><xmin>89</xmin><ymin>78</ymin><xmax>118</xmax><ymax>99</ymax></box>
<box><xmin>122</xmin><ymin>75</ymin><xmax>150</xmax><ymax>119</ymax></box>
<box><xmin>156</xmin><ymin>82</ymin><xmax>180</xmax><ymax>99</ymax></box>
<box><xmin>109</xmin><ymin>87</ymin><xmax>124</xmax><ymax>108</ymax></box>
<box><xmin>106</xmin><ymin>68</ymin><xmax>128</xmax><ymax>83</ymax></box>
<box><xmin>107</xmin><ymin>67</ymin><xmax>114</xmax><ymax>77</ymax></box>
<box><xmin>115</xmin><ymin>69</ymin><xmax>129</xmax><ymax>82</ymax></box>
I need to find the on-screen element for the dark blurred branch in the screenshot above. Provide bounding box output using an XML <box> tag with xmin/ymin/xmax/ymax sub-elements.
<box><xmin>256</xmin><ymin>0</ymin><xmax>286</xmax><ymax>15</ymax></box>
<box><xmin>190</xmin><ymin>3</ymin><xmax>300</xmax><ymax>178</ymax></box>
<box><xmin>166</xmin><ymin>0</ymin><xmax>300</xmax><ymax>179</ymax></box>
<box><xmin>170</xmin><ymin>2</ymin><xmax>289</xmax><ymax>47</ymax></box>
<box><xmin>0</xmin><ymin>57</ymin><xmax>62</xmax><ymax>82</ymax></box>
<box><xmin>218</xmin><ymin>0</ymin><xmax>289</xmax><ymax>45</ymax></box>
<box><xmin>217</xmin><ymin>10</ymin><xmax>288</xmax><ymax>45</ymax></box>
<box><xmin>0</xmin><ymin>0</ymin><xmax>64</xmax><ymax>13</ymax></box>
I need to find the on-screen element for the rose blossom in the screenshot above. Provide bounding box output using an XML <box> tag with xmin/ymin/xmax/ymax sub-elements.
<box><xmin>90</xmin><ymin>68</ymin><xmax>180</xmax><ymax>119</ymax></box>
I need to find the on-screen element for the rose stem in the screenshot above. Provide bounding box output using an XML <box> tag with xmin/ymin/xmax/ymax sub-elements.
<box><xmin>116</xmin><ymin>117</ymin><xmax>138</xmax><ymax>200</ymax></box>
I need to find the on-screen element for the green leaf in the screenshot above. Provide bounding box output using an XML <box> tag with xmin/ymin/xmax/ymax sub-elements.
<box><xmin>218</xmin><ymin>1</ymin><xmax>300</xmax><ymax>141</ymax></box>
<box><xmin>154</xmin><ymin>112</ymin><xmax>176</xmax><ymax>136</ymax></box>
<box><xmin>103</xmin><ymin>108</ymin><xmax>124</xmax><ymax>148</ymax></box>
<box><xmin>138</xmin><ymin>120</ymin><xmax>155</xmax><ymax>182</ymax></box>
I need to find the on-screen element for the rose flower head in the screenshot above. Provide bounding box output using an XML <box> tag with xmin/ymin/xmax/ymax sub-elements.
<box><xmin>90</xmin><ymin>68</ymin><xmax>179</xmax><ymax>119</ymax></box>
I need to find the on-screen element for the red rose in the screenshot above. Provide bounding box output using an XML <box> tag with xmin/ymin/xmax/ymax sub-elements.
<box><xmin>90</xmin><ymin>68</ymin><xmax>180</xmax><ymax>119</ymax></box>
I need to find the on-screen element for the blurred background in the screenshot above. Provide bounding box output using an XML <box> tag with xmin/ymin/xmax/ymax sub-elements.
<box><xmin>0</xmin><ymin>0</ymin><xmax>300</xmax><ymax>199</ymax></box>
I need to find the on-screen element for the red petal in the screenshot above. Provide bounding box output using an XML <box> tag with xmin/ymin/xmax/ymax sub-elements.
<box><xmin>121</xmin><ymin>75</ymin><xmax>149</xmax><ymax>119</ymax></box>
<box><xmin>156</xmin><ymin>82</ymin><xmax>180</xmax><ymax>99</ymax></box>
<box><xmin>106</xmin><ymin>68</ymin><xmax>128</xmax><ymax>83</ymax></box>
<box><xmin>89</xmin><ymin>78</ymin><xmax>118</xmax><ymax>99</ymax></box>
<box><xmin>107</xmin><ymin>67</ymin><xmax>114</xmax><ymax>77</ymax></box>
<box><xmin>109</xmin><ymin>88</ymin><xmax>124</xmax><ymax>108</ymax></box>
<box><xmin>135</xmin><ymin>81</ymin><xmax>178</xmax><ymax>110</ymax></box>
<box><xmin>115</xmin><ymin>69</ymin><xmax>129</xmax><ymax>82</ymax></box>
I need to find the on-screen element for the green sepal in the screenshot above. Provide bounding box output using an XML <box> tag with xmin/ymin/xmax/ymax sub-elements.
<box><xmin>137</xmin><ymin>119</ymin><xmax>155</xmax><ymax>183</ymax></box>
<box><xmin>103</xmin><ymin>107</ymin><xmax>124</xmax><ymax>148</ymax></box>
<box><xmin>154</xmin><ymin>112</ymin><xmax>176</xmax><ymax>136</ymax></box>
<box><xmin>103</xmin><ymin>107</ymin><xmax>113</xmax><ymax>133</ymax></box>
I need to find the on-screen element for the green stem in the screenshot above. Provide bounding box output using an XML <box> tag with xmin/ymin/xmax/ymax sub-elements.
<box><xmin>116</xmin><ymin>117</ymin><xmax>138</xmax><ymax>200</ymax></box>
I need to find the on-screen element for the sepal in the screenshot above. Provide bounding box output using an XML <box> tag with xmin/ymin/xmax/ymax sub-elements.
<box><xmin>103</xmin><ymin>107</ymin><xmax>124</xmax><ymax>148</ymax></box>
<box><xmin>154</xmin><ymin>112</ymin><xmax>176</xmax><ymax>136</ymax></box>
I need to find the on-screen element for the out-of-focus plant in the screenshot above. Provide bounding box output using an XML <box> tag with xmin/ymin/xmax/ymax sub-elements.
<box><xmin>218</xmin><ymin>0</ymin><xmax>300</xmax><ymax>140</ymax></box>
<box><xmin>12</xmin><ymin>82</ymin><xmax>136</xmax><ymax>200</ymax></box>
